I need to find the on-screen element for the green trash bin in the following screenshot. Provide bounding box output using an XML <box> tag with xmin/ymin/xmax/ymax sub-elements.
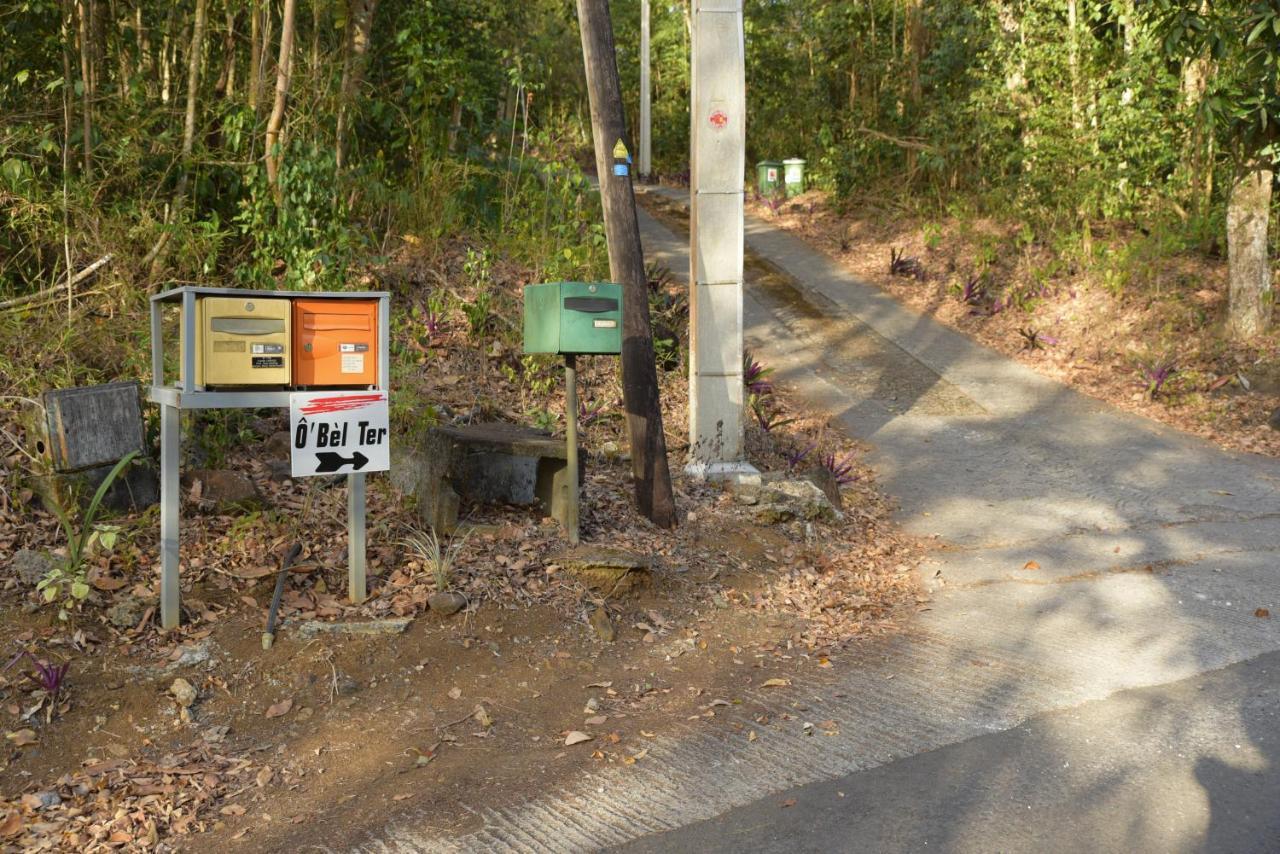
<box><xmin>756</xmin><ymin>160</ymin><xmax>783</xmax><ymax>196</ymax></box>
<box><xmin>783</xmin><ymin>158</ymin><xmax>806</xmax><ymax>198</ymax></box>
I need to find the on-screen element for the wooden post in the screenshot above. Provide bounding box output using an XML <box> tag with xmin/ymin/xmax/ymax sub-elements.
<box><xmin>688</xmin><ymin>0</ymin><xmax>753</xmax><ymax>479</ymax></box>
<box><xmin>575</xmin><ymin>0</ymin><xmax>677</xmax><ymax>528</ymax></box>
<box><xmin>639</xmin><ymin>0</ymin><xmax>652</xmax><ymax>179</ymax></box>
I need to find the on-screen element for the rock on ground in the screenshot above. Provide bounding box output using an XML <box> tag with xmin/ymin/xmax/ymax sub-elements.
<box><xmin>12</xmin><ymin>549</ymin><xmax>57</xmax><ymax>587</ymax></box>
<box><xmin>183</xmin><ymin>469</ymin><xmax>260</xmax><ymax>509</ymax></box>
<box><xmin>735</xmin><ymin>476</ymin><xmax>841</xmax><ymax>524</ymax></box>
<box><xmin>552</xmin><ymin>548</ymin><xmax>652</xmax><ymax>598</ymax></box>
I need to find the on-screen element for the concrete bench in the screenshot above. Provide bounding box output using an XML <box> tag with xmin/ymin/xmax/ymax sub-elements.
<box><xmin>393</xmin><ymin>422</ymin><xmax>580</xmax><ymax>533</ymax></box>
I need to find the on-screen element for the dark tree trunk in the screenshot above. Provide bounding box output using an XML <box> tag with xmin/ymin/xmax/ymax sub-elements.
<box><xmin>574</xmin><ymin>0</ymin><xmax>677</xmax><ymax>529</ymax></box>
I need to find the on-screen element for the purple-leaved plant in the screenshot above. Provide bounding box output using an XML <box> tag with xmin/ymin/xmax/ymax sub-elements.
<box><xmin>750</xmin><ymin>395</ymin><xmax>795</xmax><ymax>433</ymax></box>
<box><xmin>820</xmin><ymin>452</ymin><xmax>859</xmax><ymax>487</ymax></box>
<box><xmin>1142</xmin><ymin>357</ymin><xmax>1178</xmax><ymax>398</ymax></box>
<box><xmin>5</xmin><ymin>648</ymin><xmax>69</xmax><ymax>700</ymax></box>
<box><xmin>785</xmin><ymin>442</ymin><xmax>817</xmax><ymax>472</ymax></box>
<box><xmin>1018</xmin><ymin>327</ymin><xmax>1058</xmax><ymax>350</ymax></box>
<box><xmin>959</xmin><ymin>274</ymin><xmax>987</xmax><ymax>307</ymax></box>
<box><xmin>743</xmin><ymin>350</ymin><xmax>774</xmax><ymax>397</ymax></box>
<box><xmin>890</xmin><ymin>248</ymin><xmax>926</xmax><ymax>280</ymax></box>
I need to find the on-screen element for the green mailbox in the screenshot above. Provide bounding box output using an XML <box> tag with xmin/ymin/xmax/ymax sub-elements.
<box><xmin>523</xmin><ymin>282</ymin><xmax>623</xmax><ymax>356</ymax></box>
<box><xmin>756</xmin><ymin>160</ymin><xmax>783</xmax><ymax>196</ymax></box>
<box><xmin>521</xmin><ymin>281</ymin><xmax>623</xmax><ymax>548</ymax></box>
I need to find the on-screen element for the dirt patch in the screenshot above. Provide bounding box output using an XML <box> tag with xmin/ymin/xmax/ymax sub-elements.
<box><xmin>0</xmin><ymin>239</ymin><xmax>924</xmax><ymax>850</ymax></box>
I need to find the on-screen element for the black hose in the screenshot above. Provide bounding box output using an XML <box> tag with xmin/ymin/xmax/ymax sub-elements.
<box><xmin>263</xmin><ymin>542</ymin><xmax>303</xmax><ymax>649</ymax></box>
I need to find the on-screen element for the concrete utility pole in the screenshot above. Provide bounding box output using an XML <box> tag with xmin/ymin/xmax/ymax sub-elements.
<box><xmin>688</xmin><ymin>0</ymin><xmax>754</xmax><ymax>479</ymax></box>
<box><xmin>639</xmin><ymin>0</ymin><xmax>652</xmax><ymax>178</ymax></box>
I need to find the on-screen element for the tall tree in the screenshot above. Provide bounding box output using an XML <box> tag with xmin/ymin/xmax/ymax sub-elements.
<box><xmin>575</xmin><ymin>0</ymin><xmax>677</xmax><ymax>529</ymax></box>
<box><xmin>264</xmin><ymin>0</ymin><xmax>298</xmax><ymax>200</ymax></box>
<box><xmin>336</xmin><ymin>0</ymin><xmax>378</xmax><ymax>171</ymax></box>
<box><xmin>1152</xmin><ymin>0</ymin><xmax>1279</xmax><ymax>339</ymax></box>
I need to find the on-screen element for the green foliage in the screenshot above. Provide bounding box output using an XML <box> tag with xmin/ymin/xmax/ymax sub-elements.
<box><xmin>461</xmin><ymin>291</ymin><xmax>493</xmax><ymax>337</ymax></box>
<box><xmin>39</xmin><ymin>451</ymin><xmax>137</xmax><ymax>621</ymax></box>
<box><xmin>526</xmin><ymin>407</ymin><xmax>559</xmax><ymax>433</ymax></box>
<box><xmin>233</xmin><ymin>143</ymin><xmax>361</xmax><ymax>290</ymax></box>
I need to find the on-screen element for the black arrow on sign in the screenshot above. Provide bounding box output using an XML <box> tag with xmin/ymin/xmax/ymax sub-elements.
<box><xmin>314</xmin><ymin>451</ymin><xmax>369</xmax><ymax>473</ymax></box>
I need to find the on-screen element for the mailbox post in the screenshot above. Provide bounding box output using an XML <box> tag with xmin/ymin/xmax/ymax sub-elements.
<box><xmin>148</xmin><ymin>286</ymin><xmax>390</xmax><ymax>630</ymax></box>
<box><xmin>523</xmin><ymin>282</ymin><xmax>623</xmax><ymax>544</ymax></box>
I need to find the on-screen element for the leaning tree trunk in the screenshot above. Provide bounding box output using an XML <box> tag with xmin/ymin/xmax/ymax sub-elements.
<box><xmin>76</xmin><ymin>0</ymin><xmax>94</xmax><ymax>179</ymax></box>
<box><xmin>1226</xmin><ymin>162</ymin><xmax>1274</xmax><ymax>340</ymax></box>
<box><xmin>264</xmin><ymin>0</ymin><xmax>298</xmax><ymax>202</ymax></box>
<box><xmin>574</xmin><ymin>0</ymin><xmax>677</xmax><ymax>529</ymax></box>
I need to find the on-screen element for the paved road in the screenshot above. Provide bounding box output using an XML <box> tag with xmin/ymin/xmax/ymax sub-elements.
<box><xmin>621</xmin><ymin>651</ymin><xmax>1280</xmax><ymax>854</ymax></box>
<box><xmin>345</xmin><ymin>190</ymin><xmax>1280</xmax><ymax>853</ymax></box>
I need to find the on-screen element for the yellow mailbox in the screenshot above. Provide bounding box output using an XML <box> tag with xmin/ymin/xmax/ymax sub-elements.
<box><xmin>194</xmin><ymin>296</ymin><xmax>291</xmax><ymax>386</ymax></box>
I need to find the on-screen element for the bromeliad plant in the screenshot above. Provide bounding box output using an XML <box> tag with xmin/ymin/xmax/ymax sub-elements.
<box><xmin>39</xmin><ymin>451</ymin><xmax>137</xmax><ymax>621</ymax></box>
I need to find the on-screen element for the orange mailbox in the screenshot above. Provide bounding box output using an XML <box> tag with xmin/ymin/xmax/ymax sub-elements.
<box><xmin>292</xmin><ymin>298</ymin><xmax>379</xmax><ymax>387</ymax></box>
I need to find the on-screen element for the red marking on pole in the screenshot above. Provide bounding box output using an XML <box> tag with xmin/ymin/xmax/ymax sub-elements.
<box><xmin>709</xmin><ymin>110</ymin><xmax>729</xmax><ymax>129</ymax></box>
<box><xmin>300</xmin><ymin>393</ymin><xmax>385</xmax><ymax>416</ymax></box>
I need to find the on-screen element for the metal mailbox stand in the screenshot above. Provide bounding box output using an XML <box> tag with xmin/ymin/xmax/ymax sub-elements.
<box><xmin>148</xmin><ymin>286</ymin><xmax>390</xmax><ymax>630</ymax></box>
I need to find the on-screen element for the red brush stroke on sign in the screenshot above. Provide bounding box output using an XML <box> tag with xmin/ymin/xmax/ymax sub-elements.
<box><xmin>299</xmin><ymin>393</ymin><xmax>385</xmax><ymax>416</ymax></box>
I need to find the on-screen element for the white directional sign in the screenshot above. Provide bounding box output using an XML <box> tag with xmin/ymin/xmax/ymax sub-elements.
<box><xmin>289</xmin><ymin>391</ymin><xmax>390</xmax><ymax>478</ymax></box>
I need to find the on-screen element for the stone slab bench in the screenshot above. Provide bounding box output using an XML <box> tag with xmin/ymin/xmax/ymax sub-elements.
<box><xmin>392</xmin><ymin>422</ymin><xmax>581</xmax><ymax>533</ymax></box>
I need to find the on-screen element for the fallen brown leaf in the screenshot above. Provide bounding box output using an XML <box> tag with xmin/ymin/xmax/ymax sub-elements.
<box><xmin>1256</xmin><ymin>608</ymin><xmax>1271</xmax><ymax>619</ymax></box>
<box><xmin>564</xmin><ymin>731</ymin><xmax>592</xmax><ymax>746</ymax></box>
<box><xmin>0</xmin><ymin>811</ymin><xmax>22</xmax><ymax>838</ymax></box>
<box><xmin>761</xmin><ymin>678</ymin><xmax>790</xmax><ymax>688</ymax></box>
<box><xmin>1022</xmin><ymin>561</ymin><xmax>1041</xmax><ymax>571</ymax></box>
<box><xmin>5</xmin><ymin>729</ymin><xmax>36</xmax><ymax>747</ymax></box>
<box><xmin>264</xmin><ymin>698</ymin><xmax>293</xmax><ymax>719</ymax></box>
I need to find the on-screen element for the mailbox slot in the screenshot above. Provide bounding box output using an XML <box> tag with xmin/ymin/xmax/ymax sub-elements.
<box><xmin>563</xmin><ymin>297</ymin><xmax>618</xmax><ymax>313</ymax></box>
<box><xmin>292</xmin><ymin>298</ymin><xmax>379</xmax><ymax>387</ymax></box>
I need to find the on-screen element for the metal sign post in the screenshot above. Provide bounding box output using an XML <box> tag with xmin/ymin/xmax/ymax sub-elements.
<box><xmin>564</xmin><ymin>355</ymin><xmax>580</xmax><ymax>545</ymax></box>
<box><xmin>147</xmin><ymin>286</ymin><xmax>390</xmax><ymax>630</ymax></box>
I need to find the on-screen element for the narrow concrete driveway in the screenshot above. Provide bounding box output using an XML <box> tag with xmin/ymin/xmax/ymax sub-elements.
<box><xmin>344</xmin><ymin>191</ymin><xmax>1280</xmax><ymax>853</ymax></box>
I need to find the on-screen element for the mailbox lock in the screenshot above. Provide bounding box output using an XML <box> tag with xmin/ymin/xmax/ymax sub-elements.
<box><xmin>245</xmin><ymin>302</ymin><xmax>255</xmax><ymax>312</ymax></box>
<box><xmin>588</xmin><ymin>284</ymin><xmax>597</xmax><ymax>293</ymax></box>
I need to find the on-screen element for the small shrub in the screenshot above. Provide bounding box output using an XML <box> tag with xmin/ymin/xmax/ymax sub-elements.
<box><xmin>401</xmin><ymin>528</ymin><xmax>470</xmax><ymax>593</ymax></box>
<box><xmin>40</xmin><ymin>452</ymin><xmax>137</xmax><ymax>621</ymax></box>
